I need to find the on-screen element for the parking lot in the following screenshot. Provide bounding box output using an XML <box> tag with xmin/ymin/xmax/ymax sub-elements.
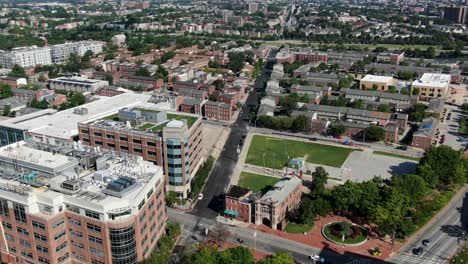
<box><xmin>437</xmin><ymin>105</ymin><xmax>466</xmax><ymax>151</ymax></box>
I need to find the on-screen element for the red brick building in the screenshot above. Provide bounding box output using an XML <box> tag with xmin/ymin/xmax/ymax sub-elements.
<box><xmin>173</xmin><ymin>81</ymin><xmax>203</xmax><ymax>92</ymax></box>
<box><xmin>204</xmin><ymin>101</ymin><xmax>232</xmax><ymax>121</ymax></box>
<box><xmin>412</xmin><ymin>117</ymin><xmax>437</xmax><ymax>150</ymax></box>
<box><xmin>224</xmin><ymin>185</ymin><xmax>253</xmax><ymax>223</ymax></box>
<box><xmin>177</xmin><ymin>88</ymin><xmax>207</xmax><ymax>100</ymax></box>
<box><xmin>294</xmin><ymin>51</ymin><xmax>328</xmax><ymax>63</ymax></box>
<box><xmin>179</xmin><ymin>97</ymin><xmax>202</xmax><ymax>115</ymax></box>
<box><xmin>0</xmin><ymin>76</ymin><xmax>27</xmax><ymax>89</ymax></box>
<box><xmin>342</xmin><ymin>123</ymin><xmax>399</xmax><ymax>143</ymax></box>
<box><xmin>125</xmin><ymin>76</ymin><xmax>164</xmax><ymax>90</ymax></box>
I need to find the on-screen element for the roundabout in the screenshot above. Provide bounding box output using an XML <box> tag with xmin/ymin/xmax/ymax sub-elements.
<box><xmin>322</xmin><ymin>221</ymin><xmax>368</xmax><ymax>246</ymax></box>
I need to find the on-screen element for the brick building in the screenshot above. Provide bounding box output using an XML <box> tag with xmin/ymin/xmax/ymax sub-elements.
<box><xmin>125</xmin><ymin>76</ymin><xmax>164</xmax><ymax>90</ymax></box>
<box><xmin>173</xmin><ymin>81</ymin><xmax>203</xmax><ymax>92</ymax></box>
<box><xmin>341</xmin><ymin>122</ymin><xmax>399</xmax><ymax>143</ymax></box>
<box><xmin>0</xmin><ymin>76</ymin><xmax>27</xmax><ymax>89</ymax></box>
<box><xmin>179</xmin><ymin>97</ymin><xmax>202</xmax><ymax>115</ymax></box>
<box><xmin>412</xmin><ymin>117</ymin><xmax>437</xmax><ymax>150</ymax></box>
<box><xmin>224</xmin><ymin>186</ymin><xmax>253</xmax><ymax>223</ymax></box>
<box><xmin>204</xmin><ymin>101</ymin><xmax>232</xmax><ymax>121</ymax></box>
<box><xmin>177</xmin><ymin>88</ymin><xmax>207</xmax><ymax>100</ymax></box>
<box><xmin>78</xmin><ymin>108</ymin><xmax>203</xmax><ymax>198</ymax></box>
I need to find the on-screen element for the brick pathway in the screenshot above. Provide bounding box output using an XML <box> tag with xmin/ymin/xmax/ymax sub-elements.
<box><xmin>249</xmin><ymin>214</ymin><xmax>403</xmax><ymax>261</ymax></box>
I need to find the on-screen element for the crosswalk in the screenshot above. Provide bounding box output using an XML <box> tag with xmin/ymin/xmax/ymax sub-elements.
<box><xmin>391</xmin><ymin>252</ymin><xmax>445</xmax><ymax>264</ymax></box>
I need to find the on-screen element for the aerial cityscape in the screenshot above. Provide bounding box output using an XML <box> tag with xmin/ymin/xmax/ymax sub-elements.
<box><xmin>0</xmin><ymin>0</ymin><xmax>467</xmax><ymax>263</ymax></box>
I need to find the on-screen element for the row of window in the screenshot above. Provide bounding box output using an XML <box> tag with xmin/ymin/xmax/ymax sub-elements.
<box><xmin>82</xmin><ymin>130</ymin><xmax>158</xmax><ymax>146</ymax></box>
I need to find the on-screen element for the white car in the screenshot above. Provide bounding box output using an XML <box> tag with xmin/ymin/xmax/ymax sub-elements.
<box><xmin>198</xmin><ymin>193</ymin><xmax>204</xmax><ymax>200</ymax></box>
<box><xmin>309</xmin><ymin>255</ymin><xmax>325</xmax><ymax>263</ymax></box>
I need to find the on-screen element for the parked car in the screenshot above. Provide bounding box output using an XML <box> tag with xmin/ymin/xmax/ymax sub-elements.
<box><xmin>198</xmin><ymin>193</ymin><xmax>204</xmax><ymax>200</ymax></box>
<box><xmin>396</xmin><ymin>145</ymin><xmax>408</xmax><ymax>150</ymax></box>
<box><xmin>333</xmin><ymin>135</ymin><xmax>343</xmax><ymax>139</ymax></box>
<box><xmin>413</xmin><ymin>247</ymin><xmax>424</xmax><ymax>256</ymax></box>
<box><xmin>422</xmin><ymin>239</ymin><xmax>432</xmax><ymax>246</ymax></box>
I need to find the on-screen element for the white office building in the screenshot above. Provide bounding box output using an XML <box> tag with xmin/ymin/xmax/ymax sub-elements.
<box><xmin>0</xmin><ymin>46</ymin><xmax>52</xmax><ymax>68</ymax></box>
<box><xmin>51</xmin><ymin>41</ymin><xmax>105</xmax><ymax>64</ymax></box>
<box><xmin>48</xmin><ymin>76</ymin><xmax>109</xmax><ymax>93</ymax></box>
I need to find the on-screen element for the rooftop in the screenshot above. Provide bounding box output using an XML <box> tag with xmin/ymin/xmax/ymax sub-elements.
<box><xmin>412</xmin><ymin>73</ymin><xmax>451</xmax><ymax>88</ymax></box>
<box><xmin>260</xmin><ymin>176</ymin><xmax>301</xmax><ymax>205</ymax></box>
<box><xmin>361</xmin><ymin>74</ymin><xmax>393</xmax><ymax>83</ymax></box>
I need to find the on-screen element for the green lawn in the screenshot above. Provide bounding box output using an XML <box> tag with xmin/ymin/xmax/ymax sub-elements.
<box><xmin>238</xmin><ymin>172</ymin><xmax>280</xmax><ymax>194</ymax></box>
<box><xmin>373</xmin><ymin>151</ymin><xmax>420</xmax><ymax>161</ymax></box>
<box><xmin>246</xmin><ymin>135</ymin><xmax>356</xmax><ymax>169</ymax></box>
<box><xmin>284</xmin><ymin>222</ymin><xmax>313</xmax><ymax>234</ymax></box>
<box><xmin>323</xmin><ymin>223</ymin><xmax>368</xmax><ymax>244</ymax></box>
<box><xmin>138</xmin><ymin>123</ymin><xmax>155</xmax><ymax>131</ymax></box>
<box><xmin>167</xmin><ymin>113</ymin><xmax>198</xmax><ymax>128</ymax></box>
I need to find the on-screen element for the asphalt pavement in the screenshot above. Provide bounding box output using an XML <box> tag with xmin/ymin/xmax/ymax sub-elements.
<box><xmin>389</xmin><ymin>187</ymin><xmax>468</xmax><ymax>264</ymax></box>
<box><xmin>190</xmin><ymin>50</ymin><xmax>276</xmax><ymax>218</ymax></box>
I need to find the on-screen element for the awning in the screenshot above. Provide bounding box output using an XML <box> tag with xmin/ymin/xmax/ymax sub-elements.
<box><xmin>224</xmin><ymin>209</ymin><xmax>239</xmax><ymax>217</ymax></box>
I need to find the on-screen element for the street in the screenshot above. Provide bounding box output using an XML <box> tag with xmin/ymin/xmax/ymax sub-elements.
<box><xmin>389</xmin><ymin>187</ymin><xmax>468</xmax><ymax>264</ymax></box>
<box><xmin>190</xmin><ymin>49</ymin><xmax>276</xmax><ymax>218</ymax></box>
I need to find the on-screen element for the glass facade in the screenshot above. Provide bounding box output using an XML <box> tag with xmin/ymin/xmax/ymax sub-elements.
<box><xmin>0</xmin><ymin>128</ymin><xmax>24</xmax><ymax>147</ymax></box>
<box><xmin>109</xmin><ymin>225</ymin><xmax>136</xmax><ymax>264</ymax></box>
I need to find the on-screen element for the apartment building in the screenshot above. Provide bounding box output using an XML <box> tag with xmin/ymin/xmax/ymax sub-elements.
<box><xmin>412</xmin><ymin>73</ymin><xmax>451</xmax><ymax>99</ymax></box>
<box><xmin>48</xmin><ymin>77</ymin><xmax>109</xmax><ymax>93</ymax></box>
<box><xmin>78</xmin><ymin>107</ymin><xmax>203</xmax><ymax>198</ymax></box>
<box><xmin>0</xmin><ymin>141</ymin><xmax>166</xmax><ymax>264</ymax></box>
<box><xmin>0</xmin><ymin>76</ymin><xmax>27</xmax><ymax>89</ymax></box>
<box><xmin>360</xmin><ymin>75</ymin><xmax>394</xmax><ymax>91</ymax></box>
<box><xmin>204</xmin><ymin>101</ymin><xmax>232</xmax><ymax>121</ymax></box>
<box><xmin>0</xmin><ymin>46</ymin><xmax>52</xmax><ymax>68</ymax></box>
<box><xmin>51</xmin><ymin>41</ymin><xmax>105</xmax><ymax>64</ymax></box>
<box><xmin>376</xmin><ymin>52</ymin><xmax>405</xmax><ymax>65</ymax></box>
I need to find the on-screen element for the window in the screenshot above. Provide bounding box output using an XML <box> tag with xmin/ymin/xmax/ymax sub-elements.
<box><xmin>133</xmin><ymin>139</ymin><xmax>142</xmax><ymax>144</ymax></box>
<box><xmin>147</xmin><ymin>188</ymin><xmax>154</xmax><ymax>198</ymax></box>
<box><xmin>89</xmin><ymin>235</ymin><xmax>103</xmax><ymax>245</ymax></box>
<box><xmin>32</xmin><ymin>221</ymin><xmax>45</xmax><ymax>229</ymax></box>
<box><xmin>120</xmin><ymin>146</ymin><xmax>128</xmax><ymax>151</ymax></box>
<box><xmin>17</xmin><ymin>226</ymin><xmax>29</xmax><ymax>235</ymax></box>
<box><xmin>147</xmin><ymin>141</ymin><xmax>156</xmax><ymax>146</ymax></box>
<box><xmin>148</xmin><ymin>151</ymin><xmax>157</xmax><ymax>156</ymax></box>
<box><xmin>54</xmin><ymin>230</ymin><xmax>66</xmax><ymax>240</ymax></box>
<box><xmin>87</xmin><ymin>223</ymin><xmax>102</xmax><ymax>233</ymax></box>
<box><xmin>106</xmin><ymin>134</ymin><xmax>115</xmax><ymax>139</ymax></box>
<box><xmin>66</xmin><ymin>205</ymin><xmax>80</xmax><ymax>213</ymax></box>
<box><xmin>9</xmin><ymin>246</ymin><xmax>16</xmax><ymax>253</ymax></box>
<box><xmin>36</xmin><ymin>245</ymin><xmax>49</xmax><ymax>253</ymax></box>
<box><xmin>81</xmin><ymin>129</ymin><xmax>89</xmax><ymax>134</ymax></box>
<box><xmin>133</xmin><ymin>148</ymin><xmax>142</xmax><ymax>153</ymax></box>
<box><xmin>21</xmin><ymin>251</ymin><xmax>33</xmax><ymax>259</ymax></box>
<box><xmin>119</xmin><ymin>136</ymin><xmax>128</xmax><ymax>141</ymax></box>
<box><xmin>5</xmin><ymin>233</ymin><xmax>14</xmax><ymax>241</ymax></box>
<box><xmin>14</xmin><ymin>203</ymin><xmax>26</xmax><ymax>223</ymax></box>
<box><xmin>139</xmin><ymin>211</ymin><xmax>146</xmax><ymax>222</ymax></box>
<box><xmin>107</xmin><ymin>143</ymin><xmax>115</xmax><ymax>148</ymax></box>
<box><xmin>68</xmin><ymin>217</ymin><xmax>81</xmax><ymax>226</ymax></box>
<box><xmin>85</xmin><ymin>210</ymin><xmax>100</xmax><ymax>220</ymax></box>
<box><xmin>90</xmin><ymin>247</ymin><xmax>104</xmax><ymax>257</ymax></box>
<box><xmin>57</xmin><ymin>252</ymin><xmax>69</xmax><ymax>263</ymax></box>
<box><xmin>138</xmin><ymin>200</ymin><xmax>145</xmax><ymax>210</ymax></box>
<box><xmin>0</xmin><ymin>199</ymin><xmax>8</xmax><ymax>217</ymax></box>
<box><xmin>83</xmin><ymin>138</ymin><xmax>90</xmax><ymax>142</ymax></box>
<box><xmin>148</xmin><ymin>200</ymin><xmax>154</xmax><ymax>209</ymax></box>
<box><xmin>2</xmin><ymin>222</ymin><xmax>11</xmax><ymax>229</ymax></box>
<box><xmin>69</xmin><ymin>229</ymin><xmax>82</xmax><ymax>238</ymax></box>
<box><xmin>91</xmin><ymin>260</ymin><xmax>105</xmax><ymax>264</ymax></box>
<box><xmin>52</xmin><ymin>218</ymin><xmax>64</xmax><ymax>228</ymax></box>
<box><xmin>19</xmin><ymin>239</ymin><xmax>30</xmax><ymax>247</ymax></box>
<box><xmin>71</xmin><ymin>240</ymin><xmax>84</xmax><ymax>249</ymax></box>
<box><xmin>38</xmin><ymin>257</ymin><xmax>50</xmax><ymax>264</ymax></box>
<box><xmin>56</xmin><ymin>242</ymin><xmax>67</xmax><ymax>252</ymax></box>
<box><xmin>94</xmin><ymin>140</ymin><xmax>103</xmax><ymax>145</ymax></box>
<box><xmin>34</xmin><ymin>233</ymin><xmax>47</xmax><ymax>241</ymax></box>
<box><xmin>94</xmin><ymin>132</ymin><xmax>102</xmax><ymax>136</ymax></box>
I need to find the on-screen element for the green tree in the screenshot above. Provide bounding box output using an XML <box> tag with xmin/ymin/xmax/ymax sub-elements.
<box><xmin>364</xmin><ymin>126</ymin><xmax>385</xmax><ymax>142</ymax></box>
<box><xmin>350</xmin><ymin>99</ymin><xmax>364</xmax><ymax>109</ymax></box>
<box><xmin>2</xmin><ymin>105</ymin><xmax>10</xmax><ymax>116</ymax></box>
<box><xmin>418</xmin><ymin>145</ymin><xmax>465</xmax><ymax>187</ymax></box>
<box><xmin>135</xmin><ymin>67</ymin><xmax>151</xmax><ymax>77</ymax></box>
<box><xmin>227</xmin><ymin>52</ymin><xmax>246</xmax><ymax>73</ymax></box>
<box><xmin>377</xmin><ymin>104</ymin><xmax>391</xmax><ymax>113</ymax></box>
<box><xmin>161</xmin><ymin>51</ymin><xmax>175</xmax><ymax>63</ymax></box>
<box><xmin>461</xmin><ymin>103</ymin><xmax>468</xmax><ymax>111</ymax></box>
<box><xmin>391</xmin><ymin>174</ymin><xmax>428</xmax><ymax>203</ymax></box>
<box><xmin>0</xmin><ymin>84</ymin><xmax>13</xmax><ymax>98</ymax></box>
<box><xmin>411</xmin><ymin>87</ymin><xmax>420</xmax><ymax>96</ymax></box>
<box><xmin>8</xmin><ymin>64</ymin><xmax>26</xmax><ymax>78</ymax></box>
<box><xmin>329</xmin><ymin>123</ymin><xmax>345</xmax><ymax>136</ymax></box>
<box><xmin>291</xmin><ymin>115</ymin><xmax>310</xmax><ymax>132</ymax></box>
<box><xmin>258</xmin><ymin>252</ymin><xmax>294</xmax><ymax>264</ymax></box>
<box><xmin>311</xmin><ymin>166</ymin><xmax>328</xmax><ymax>196</ymax></box>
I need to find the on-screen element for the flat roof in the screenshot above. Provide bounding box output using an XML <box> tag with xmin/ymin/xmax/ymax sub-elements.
<box><xmin>361</xmin><ymin>74</ymin><xmax>393</xmax><ymax>83</ymax></box>
<box><xmin>412</xmin><ymin>73</ymin><xmax>451</xmax><ymax>89</ymax></box>
<box><xmin>0</xmin><ymin>93</ymin><xmax>152</xmax><ymax>140</ymax></box>
<box><xmin>260</xmin><ymin>176</ymin><xmax>301</xmax><ymax>205</ymax></box>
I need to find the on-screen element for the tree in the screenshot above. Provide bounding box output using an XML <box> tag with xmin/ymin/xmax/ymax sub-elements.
<box><xmin>411</xmin><ymin>87</ymin><xmax>420</xmax><ymax>96</ymax></box>
<box><xmin>391</xmin><ymin>174</ymin><xmax>428</xmax><ymax>203</ymax></box>
<box><xmin>350</xmin><ymin>99</ymin><xmax>364</xmax><ymax>109</ymax></box>
<box><xmin>329</xmin><ymin>123</ymin><xmax>345</xmax><ymax>136</ymax></box>
<box><xmin>291</xmin><ymin>115</ymin><xmax>310</xmax><ymax>132</ymax></box>
<box><xmin>364</xmin><ymin>126</ymin><xmax>385</xmax><ymax>142</ymax></box>
<box><xmin>8</xmin><ymin>64</ymin><xmax>26</xmax><ymax>78</ymax></box>
<box><xmin>208</xmin><ymin>223</ymin><xmax>231</xmax><ymax>245</ymax></box>
<box><xmin>227</xmin><ymin>52</ymin><xmax>246</xmax><ymax>73</ymax></box>
<box><xmin>258</xmin><ymin>252</ymin><xmax>294</xmax><ymax>264</ymax></box>
<box><xmin>461</xmin><ymin>103</ymin><xmax>468</xmax><ymax>111</ymax></box>
<box><xmin>224</xmin><ymin>247</ymin><xmax>255</xmax><ymax>264</ymax></box>
<box><xmin>377</xmin><ymin>104</ymin><xmax>391</xmax><ymax>113</ymax></box>
<box><xmin>161</xmin><ymin>51</ymin><xmax>175</xmax><ymax>63</ymax></box>
<box><xmin>135</xmin><ymin>67</ymin><xmax>151</xmax><ymax>77</ymax></box>
<box><xmin>212</xmin><ymin>79</ymin><xmax>224</xmax><ymax>90</ymax></box>
<box><xmin>418</xmin><ymin>145</ymin><xmax>466</xmax><ymax>187</ymax></box>
<box><xmin>0</xmin><ymin>84</ymin><xmax>13</xmax><ymax>98</ymax></box>
<box><xmin>2</xmin><ymin>105</ymin><xmax>10</xmax><ymax>116</ymax></box>
<box><xmin>311</xmin><ymin>166</ymin><xmax>328</xmax><ymax>196</ymax></box>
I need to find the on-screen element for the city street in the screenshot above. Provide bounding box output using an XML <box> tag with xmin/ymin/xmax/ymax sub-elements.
<box><xmin>190</xmin><ymin>49</ymin><xmax>277</xmax><ymax>218</ymax></box>
<box><xmin>389</xmin><ymin>187</ymin><xmax>468</xmax><ymax>264</ymax></box>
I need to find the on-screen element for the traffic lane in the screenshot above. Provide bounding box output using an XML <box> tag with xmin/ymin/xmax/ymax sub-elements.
<box><xmin>397</xmin><ymin>191</ymin><xmax>467</xmax><ymax>261</ymax></box>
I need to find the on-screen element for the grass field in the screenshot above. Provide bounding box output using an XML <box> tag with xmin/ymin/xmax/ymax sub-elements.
<box><xmin>284</xmin><ymin>222</ymin><xmax>313</xmax><ymax>234</ymax></box>
<box><xmin>373</xmin><ymin>151</ymin><xmax>420</xmax><ymax>161</ymax></box>
<box><xmin>451</xmin><ymin>244</ymin><xmax>468</xmax><ymax>263</ymax></box>
<box><xmin>238</xmin><ymin>172</ymin><xmax>280</xmax><ymax>194</ymax></box>
<box><xmin>246</xmin><ymin>135</ymin><xmax>356</xmax><ymax>169</ymax></box>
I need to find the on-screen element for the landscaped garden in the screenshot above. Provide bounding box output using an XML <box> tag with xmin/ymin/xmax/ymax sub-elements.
<box><xmin>245</xmin><ymin>135</ymin><xmax>357</xmax><ymax>169</ymax></box>
<box><xmin>238</xmin><ymin>172</ymin><xmax>280</xmax><ymax>194</ymax></box>
<box><xmin>284</xmin><ymin>221</ymin><xmax>313</xmax><ymax>234</ymax></box>
<box><xmin>322</xmin><ymin>221</ymin><xmax>367</xmax><ymax>245</ymax></box>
